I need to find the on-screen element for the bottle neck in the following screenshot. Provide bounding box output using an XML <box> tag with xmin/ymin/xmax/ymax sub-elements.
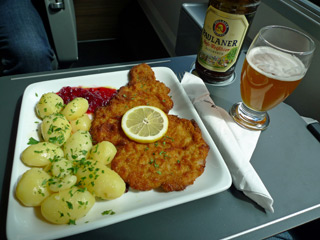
<box><xmin>209</xmin><ymin>0</ymin><xmax>261</xmax><ymax>15</ymax></box>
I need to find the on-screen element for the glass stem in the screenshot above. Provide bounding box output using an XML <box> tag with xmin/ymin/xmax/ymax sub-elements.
<box><xmin>238</xmin><ymin>103</ymin><xmax>268</xmax><ymax>123</ymax></box>
<box><xmin>230</xmin><ymin>102</ymin><xmax>270</xmax><ymax>131</ymax></box>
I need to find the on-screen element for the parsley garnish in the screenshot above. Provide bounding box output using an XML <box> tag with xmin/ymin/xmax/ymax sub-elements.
<box><xmin>68</xmin><ymin>219</ymin><xmax>76</xmax><ymax>225</ymax></box>
<box><xmin>66</xmin><ymin>201</ymin><xmax>73</xmax><ymax>209</ymax></box>
<box><xmin>101</xmin><ymin>210</ymin><xmax>115</xmax><ymax>215</ymax></box>
<box><xmin>27</xmin><ymin>137</ymin><xmax>39</xmax><ymax>145</ymax></box>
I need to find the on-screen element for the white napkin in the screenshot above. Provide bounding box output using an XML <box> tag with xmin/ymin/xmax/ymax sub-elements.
<box><xmin>181</xmin><ymin>72</ymin><xmax>274</xmax><ymax>213</ymax></box>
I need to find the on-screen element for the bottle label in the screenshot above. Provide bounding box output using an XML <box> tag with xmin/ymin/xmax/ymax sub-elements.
<box><xmin>197</xmin><ymin>6</ymin><xmax>249</xmax><ymax>72</ymax></box>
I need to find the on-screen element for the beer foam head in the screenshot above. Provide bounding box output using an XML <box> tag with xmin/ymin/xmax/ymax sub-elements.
<box><xmin>247</xmin><ymin>46</ymin><xmax>306</xmax><ymax>81</ymax></box>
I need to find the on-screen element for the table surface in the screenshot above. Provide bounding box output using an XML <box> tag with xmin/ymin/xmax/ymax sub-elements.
<box><xmin>1</xmin><ymin>54</ymin><xmax>320</xmax><ymax>240</ymax></box>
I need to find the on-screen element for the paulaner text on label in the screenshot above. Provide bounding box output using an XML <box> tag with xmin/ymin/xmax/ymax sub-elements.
<box><xmin>202</xmin><ymin>28</ymin><xmax>238</xmax><ymax>47</ymax></box>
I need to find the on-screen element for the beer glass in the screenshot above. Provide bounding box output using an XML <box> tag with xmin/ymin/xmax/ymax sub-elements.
<box><xmin>230</xmin><ymin>25</ymin><xmax>315</xmax><ymax>130</ymax></box>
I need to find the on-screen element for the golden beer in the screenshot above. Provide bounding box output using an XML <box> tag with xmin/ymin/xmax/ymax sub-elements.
<box><xmin>240</xmin><ymin>46</ymin><xmax>305</xmax><ymax>112</ymax></box>
<box><xmin>230</xmin><ymin>26</ymin><xmax>314</xmax><ymax>130</ymax></box>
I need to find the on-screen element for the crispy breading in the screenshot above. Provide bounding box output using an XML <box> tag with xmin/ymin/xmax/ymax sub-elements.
<box><xmin>90</xmin><ymin>64</ymin><xmax>209</xmax><ymax>191</ymax></box>
<box><xmin>90</xmin><ymin>63</ymin><xmax>173</xmax><ymax>145</ymax></box>
<box><xmin>112</xmin><ymin>115</ymin><xmax>209</xmax><ymax>191</ymax></box>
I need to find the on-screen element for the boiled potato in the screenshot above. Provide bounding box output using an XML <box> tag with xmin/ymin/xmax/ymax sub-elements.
<box><xmin>76</xmin><ymin>160</ymin><xmax>125</xmax><ymax>200</ymax></box>
<box><xmin>70</xmin><ymin>114</ymin><xmax>91</xmax><ymax>133</ymax></box>
<box><xmin>43</xmin><ymin>162</ymin><xmax>52</xmax><ymax>174</ymax></box>
<box><xmin>89</xmin><ymin>141</ymin><xmax>117</xmax><ymax>165</ymax></box>
<box><xmin>41</xmin><ymin>113</ymin><xmax>72</xmax><ymax>146</ymax></box>
<box><xmin>36</xmin><ymin>93</ymin><xmax>64</xmax><ymax>119</ymax></box>
<box><xmin>61</xmin><ymin>97</ymin><xmax>89</xmax><ymax>121</ymax></box>
<box><xmin>51</xmin><ymin>158</ymin><xmax>73</xmax><ymax>178</ymax></box>
<box><xmin>21</xmin><ymin>142</ymin><xmax>64</xmax><ymax>167</ymax></box>
<box><xmin>64</xmin><ymin>130</ymin><xmax>92</xmax><ymax>161</ymax></box>
<box><xmin>49</xmin><ymin>175</ymin><xmax>77</xmax><ymax>192</ymax></box>
<box><xmin>41</xmin><ymin>186</ymin><xmax>95</xmax><ymax>224</ymax></box>
<box><xmin>16</xmin><ymin>168</ymin><xmax>51</xmax><ymax>207</ymax></box>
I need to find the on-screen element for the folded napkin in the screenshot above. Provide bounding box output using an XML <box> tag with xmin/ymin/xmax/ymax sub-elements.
<box><xmin>181</xmin><ymin>72</ymin><xmax>274</xmax><ymax>213</ymax></box>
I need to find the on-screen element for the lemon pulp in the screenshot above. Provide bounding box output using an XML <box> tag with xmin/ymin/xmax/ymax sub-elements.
<box><xmin>121</xmin><ymin>106</ymin><xmax>169</xmax><ymax>143</ymax></box>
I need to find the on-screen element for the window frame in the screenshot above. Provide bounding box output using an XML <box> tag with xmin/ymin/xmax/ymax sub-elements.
<box><xmin>262</xmin><ymin>0</ymin><xmax>320</xmax><ymax>40</ymax></box>
<box><xmin>288</xmin><ymin>0</ymin><xmax>320</xmax><ymax>20</ymax></box>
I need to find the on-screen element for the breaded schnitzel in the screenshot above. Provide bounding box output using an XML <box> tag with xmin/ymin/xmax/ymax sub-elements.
<box><xmin>112</xmin><ymin>115</ymin><xmax>208</xmax><ymax>191</ymax></box>
<box><xmin>91</xmin><ymin>63</ymin><xmax>173</xmax><ymax>146</ymax></box>
<box><xmin>90</xmin><ymin>64</ymin><xmax>209</xmax><ymax>191</ymax></box>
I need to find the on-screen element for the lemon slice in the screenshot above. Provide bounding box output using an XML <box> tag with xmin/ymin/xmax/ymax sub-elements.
<box><xmin>121</xmin><ymin>106</ymin><xmax>169</xmax><ymax>143</ymax></box>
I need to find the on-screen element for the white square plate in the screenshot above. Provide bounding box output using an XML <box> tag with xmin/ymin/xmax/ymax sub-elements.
<box><xmin>7</xmin><ymin>67</ymin><xmax>231</xmax><ymax>240</ymax></box>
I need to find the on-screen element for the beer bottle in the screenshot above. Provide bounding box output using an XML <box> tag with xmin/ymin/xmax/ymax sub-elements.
<box><xmin>195</xmin><ymin>0</ymin><xmax>261</xmax><ymax>84</ymax></box>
